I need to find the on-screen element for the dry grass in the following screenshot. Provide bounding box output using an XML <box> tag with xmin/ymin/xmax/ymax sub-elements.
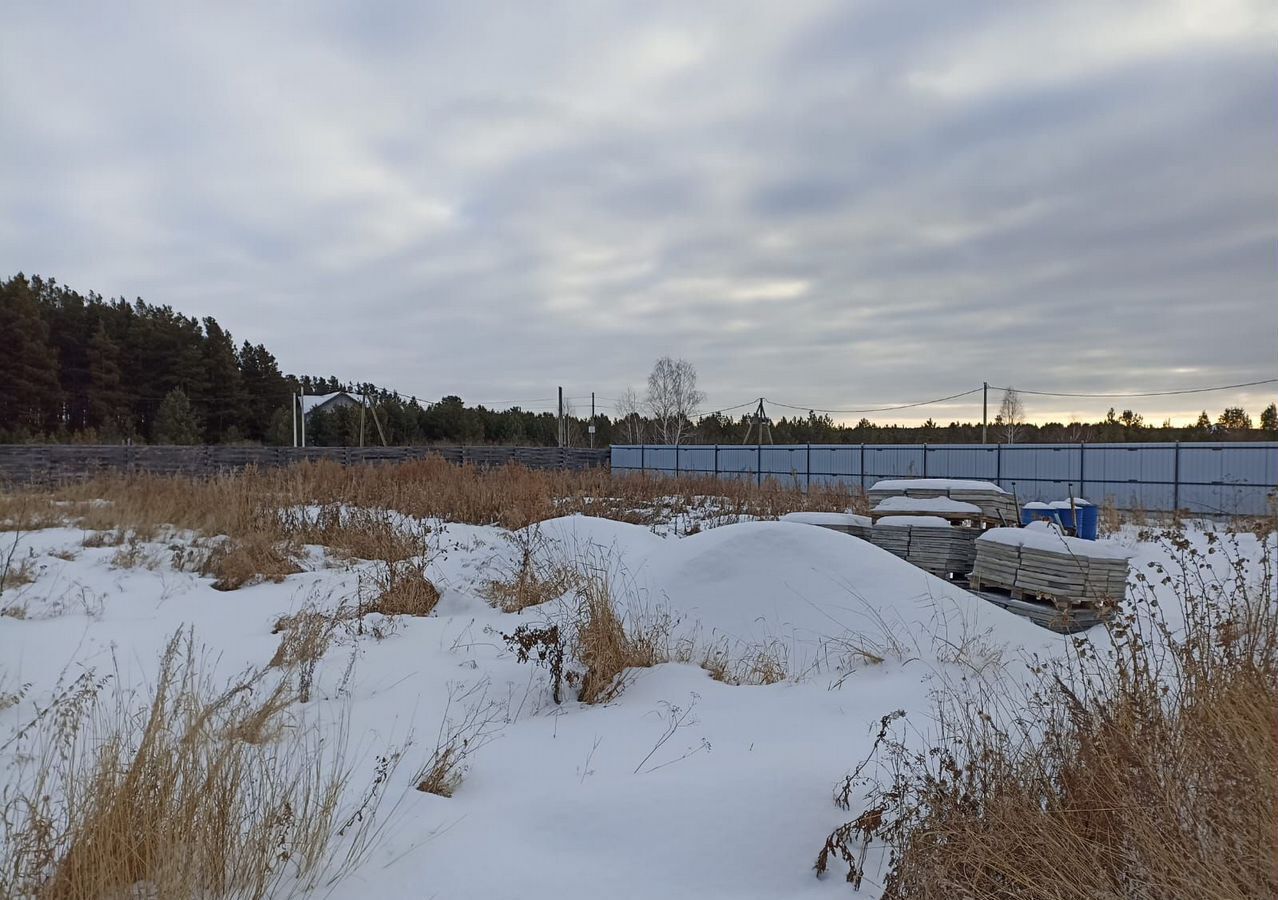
<box><xmin>203</xmin><ymin>534</ymin><xmax>303</xmax><ymax>590</ymax></box>
<box><xmin>0</xmin><ymin>630</ymin><xmax>394</xmax><ymax>899</ymax></box>
<box><xmin>817</xmin><ymin>522</ymin><xmax>1278</xmax><ymax>898</ymax></box>
<box><xmin>1</xmin><ymin>554</ymin><xmax>37</xmax><ymax>593</ymax></box>
<box><xmin>0</xmin><ymin>493</ymin><xmax>65</xmax><ymax>531</ymax></box>
<box><xmin>568</xmin><ymin>568</ymin><xmax>672</xmax><ymax>705</ymax></box>
<box><xmin>482</xmin><ymin>524</ymin><xmax>580</xmax><ymax>613</ymax></box>
<box><xmin>413</xmin><ymin>682</ymin><xmax>507</xmax><ymax>797</ymax></box>
<box><xmin>4</xmin><ymin>459</ymin><xmax>863</xmax><ymax>591</ymax></box>
<box><xmin>268</xmin><ymin>603</ymin><xmax>350</xmax><ymax>702</ymax></box>
<box><xmin>363</xmin><ymin>556</ymin><xmax>440</xmax><ymax>617</ymax></box>
<box><xmin>34</xmin><ymin>456</ymin><xmax>862</xmax><ymax>535</ymax></box>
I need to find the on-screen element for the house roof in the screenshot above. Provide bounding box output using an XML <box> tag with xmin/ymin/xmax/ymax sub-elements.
<box><xmin>301</xmin><ymin>391</ymin><xmax>358</xmax><ymax>415</ymax></box>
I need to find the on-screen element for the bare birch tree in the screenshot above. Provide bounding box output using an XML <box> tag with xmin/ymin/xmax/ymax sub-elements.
<box><xmin>616</xmin><ymin>386</ymin><xmax>644</xmax><ymax>443</ymax></box>
<box><xmin>646</xmin><ymin>357</ymin><xmax>704</xmax><ymax>446</ymax></box>
<box><xmin>999</xmin><ymin>387</ymin><xmax>1026</xmax><ymax>444</ymax></box>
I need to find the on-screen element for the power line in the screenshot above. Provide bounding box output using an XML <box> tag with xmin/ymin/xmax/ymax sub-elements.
<box><xmin>764</xmin><ymin>387</ymin><xmax>984</xmax><ymax>415</ymax></box>
<box><xmin>987</xmin><ymin>378</ymin><xmax>1278</xmax><ymax>399</ymax></box>
<box><xmin>692</xmin><ymin>399</ymin><xmax>765</xmax><ymax>418</ymax></box>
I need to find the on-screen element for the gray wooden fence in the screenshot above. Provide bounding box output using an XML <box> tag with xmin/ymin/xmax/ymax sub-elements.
<box><xmin>612</xmin><ymin>442</ymin><xmax>1278</xmax><ymax>516</ymax></box>
<box><xmin>0</xmin><ymin>444</ymin><xmax>609</xmax><ymax>486</ymax></box>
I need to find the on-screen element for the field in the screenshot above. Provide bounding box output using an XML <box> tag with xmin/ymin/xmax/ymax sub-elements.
<box><xmin>1</xmin><ymin>461</ymin><xmax>1274</xmax><ymax>899</ymax></box>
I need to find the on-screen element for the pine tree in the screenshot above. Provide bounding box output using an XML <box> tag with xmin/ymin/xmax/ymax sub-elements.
<box><xmin>86</xmin><ymin>320</ymin><xmax>130</xmax><ymax>436</ymax></box>
<box><xmin>200</xmin><ymin>317</ymin><xmax>246</xmax><ymax>442</ymax></box>
<box><xmin>1261</xmin><ymin>403</ymin><xmax>1278</xmax><ymax>434</ymax></box>
<box><xmin>153</xmin><ymin>387</ymin><xmax>202</xmax><ymax>444</ymax></box>
<box><xmin>1217</xmin><ymin>407</ymin><xmax>1252</xmax><ymax>432</ymax></box>
<box><xmin>0</xmin><ymin>275</ymin><xmax>63</xmax><ymax>434</ymax></box>
<box><xmin>239</xmin><ymin>342</ymin><xmax>293</xmax><ymax>442</ymax></box>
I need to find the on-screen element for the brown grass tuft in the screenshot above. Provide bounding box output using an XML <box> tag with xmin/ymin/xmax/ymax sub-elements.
<box><xmin>365</xmin><ymin>557</ymin><xmax>440</xmax><ymax>617</ymax></box>
<box><xmin>203</xmin><ymin>534</ymin><xmax>302</xmax><ymax>590</ymax></box>
<box><xmin>0</xmin><ymin>630</ymin><xmax>392</xmax><ymax>899</ymax></box>
<box><xmin>482</xmin><ymin>525</ymin><xmax>579</xmax><ymax>613</ymax></box>
<box><xmin>569</xmin><ymin>570</ymin><xmax>671</xmax><ymax>705</ymax></box>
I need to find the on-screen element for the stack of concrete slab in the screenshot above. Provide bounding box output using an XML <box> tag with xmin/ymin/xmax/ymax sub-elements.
<box><xmin>868</xmin><ymin>479</ymin><xmax>1019</xmax><ymax>526</ymax></box>
<box><xmin>870</xmin><ymin>495</ymin><xmax>982</xmax><ymax>522</ymax></box>
<box><xmin>779</xmin><ymin>511</ymin><xmax>872</xmax><ymax>541</ymax></box>
<box><xmin>869</xmin><ymin>516</ymin><xmax>980</xmax><ymax>577</ymax></box>
<box><xmin>971</xmin><ymin>524</ymin><xmax>1131</xmax><ymax>606</ymax></box>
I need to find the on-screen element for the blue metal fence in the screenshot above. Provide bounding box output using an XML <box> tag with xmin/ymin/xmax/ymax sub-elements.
<box><xmin>610</xmin><ymin>442</ymin><xmax>1278</xmax><ymax>516</ymax></box>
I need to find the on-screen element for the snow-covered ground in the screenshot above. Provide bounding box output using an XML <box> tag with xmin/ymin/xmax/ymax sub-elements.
<box><xmin>0</xmin><ymin>510</ymin><xmax>1271</xmax><ymax>899</ymax></box>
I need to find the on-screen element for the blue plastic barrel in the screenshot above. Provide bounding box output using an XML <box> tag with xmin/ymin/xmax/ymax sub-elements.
<box><xmin>1050</xmin><ymin>500</ymin><xmax>1076</xmax><ymax>532</ymax></box>
<box><xmin>1074</xmin><ymin>500</ymin><xmax>1098</xmax><ymax>540</ymax></box>
<box><xmin>1022</xmin><ymin>502</ymin><xmax>1057</xmax><ymax>527</ymax></box>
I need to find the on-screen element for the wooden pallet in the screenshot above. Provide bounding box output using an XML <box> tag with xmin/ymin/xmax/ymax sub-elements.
<box><xmin>968</xmin><ymin>581</ymin><xmax>1110</xmax><ymax>633</ymax></box>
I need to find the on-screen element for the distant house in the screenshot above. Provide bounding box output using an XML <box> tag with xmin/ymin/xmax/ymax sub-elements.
<box><xmin>301</xmin><ymin>391</ymin><xmax>362</xmax><ymax>418</ymax></box>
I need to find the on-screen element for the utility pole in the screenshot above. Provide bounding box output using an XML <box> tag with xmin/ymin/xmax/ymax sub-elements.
<box><xmin>982</xmin><ymin>381</ymin><xmax>988</xmax><ymax>445</ymax></box>
<box><xmin>359</xmin><ymin>393</ymin><xmax>366</xmax><ymax>448</ymax></box>
<box><xmin>558</xmin><ymin>386</ymin><xmax>564</xmax><ymax>447</ymax></box>
<box><xmin>292</xmin><ymin>392</ymin><xmax>297</xmax><ymax>447</ymax></box>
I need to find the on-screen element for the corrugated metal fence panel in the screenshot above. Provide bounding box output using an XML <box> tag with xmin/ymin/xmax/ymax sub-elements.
<box><xmin>716</xmin><ymin>446</ymin><xmax>759</xmax><ymax>478</ymax></box>
<box><xmin>1177</xmin><ymin>443</ymin><xmax>1277</xmax><ymax>516</ymax></box>
<box><xmin>808</xmin><ymin>445</ymin><xmax>862</xmax><ymax>490</ymax></box>
<box><xmin>677</xmin><ymin>445</ymin><xmax>716</xmax><ymax>476</ymax></box>
<box><xmin>609</xmin><ymin>442</ymin><xmax>1277</xmax><ymax>514</ymax></box>
<box><xmin>925</xmin><ymin>446</ymin><xmax>998</xmax><ymax>482</ymax></box>
<box><xmin>999</xmin><ymin>444</ymin><xmax>1080</xmax><ymax>502</ymax></box>
<box><xmin>864</xmin><ymin>445</ymin><xmax>926</xmax><ymax>480</ymax></box>
<box><xmin>641</xmin><ymin>446</ymin><xmax>677</xmax><ymax>474</ymax></box>
<box><xmin>610</xmin><ymin>445</ymin><xmax>644</xmax><ymax>471</ymax></box>
<box><xmin>761</xmin><ymin>446</ymin><xmax>807</xmax><ymax>485</ymax></box>
<box><xmin>1083</xmin><ymin>444</ymin><xmax>1177</xmax><ymax>513</ymax></box>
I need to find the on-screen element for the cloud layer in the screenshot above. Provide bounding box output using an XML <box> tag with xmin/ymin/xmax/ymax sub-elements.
<box><xmin>3</xmin><ymin>0</ymin><xmax>1274</xmax><ymax>424</ymax></box>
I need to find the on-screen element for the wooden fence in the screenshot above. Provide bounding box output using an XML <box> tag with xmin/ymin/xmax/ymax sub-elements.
<box><xmin>0</xmin><ymin>444</ymin><xmax>610</xmax><ymax>486</ymax></box>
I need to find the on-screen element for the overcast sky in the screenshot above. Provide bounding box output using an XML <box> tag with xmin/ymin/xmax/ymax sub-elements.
<box><xmin>3</xmin><ymin>1</ymin><xmax>1275</xmax><ymax>425</ymax></box>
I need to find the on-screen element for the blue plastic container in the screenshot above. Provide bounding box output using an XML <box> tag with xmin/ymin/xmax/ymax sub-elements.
<box><xmin>1074</xmin><ymin>500</ymin><xmax>1098</xmax><ymax>540</ymax></box>
<box><xmin>1050</xmin><ymin>500</ymin><xmax>1077</xmax><ymax>532</ymax></box>
<box><xmin>1022</xmin><ymin>502</ymin><xmax>1058</xmax><ymax>527</ymax></box>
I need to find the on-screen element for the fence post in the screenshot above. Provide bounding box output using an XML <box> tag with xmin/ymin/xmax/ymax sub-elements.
<box><xmin>714</xmin><ymin>445</ymin><xmax>720</xmax><ymax>480</ymax></box>
<box><xmin>674</xmin><ymin>443</ymin><xmax>680</xmax><ymax>479</ymax></box>
<box><xmin>996</xmin><ymin>443</ymin><xmax>1002</xmax><ymax>487</ymax></box>
<box><xmin>1173</xmin><ymin>441</ymin><xmax>1181</xmax><ymax>511</ymax></box>
<box><xmin>860</xmin><ymin>443</ymin><xmax>866</xmax><ymax>493</ymax></box>
<box><xmin>640</xmin><ymin>444</ymin><xmax>645</xmax><ymax>475</ymax></box>
<box><xmin>806</xmin><ymin>443</ymin><xmax>811</xmax><ymax>493</ymax></box>
<box><xmin>756</xmin><ymin>445</ymin><xmax>762</xmax><ymax>487</ymax></box>
<box><xmin>1079</xmin><ymin>442</ymin><xmax>1086</xmax><ymax>498</ymax></box>
<box><xmin>922</xmin><ymin>443</ymin><xmax>928</xmax><ymax>477</ymax></box>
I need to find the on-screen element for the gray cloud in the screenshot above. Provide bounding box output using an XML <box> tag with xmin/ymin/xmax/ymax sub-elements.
<box><xmin>2</xmin><ymin>0</ymin><xmax>1274</xmax><ymax>424</ymax></box>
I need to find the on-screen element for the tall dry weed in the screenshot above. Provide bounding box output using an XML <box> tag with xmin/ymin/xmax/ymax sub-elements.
<box><xmin>0</xmin><ymin>630</ymin><xmax>395</xmax><ymax>899</ymax></box>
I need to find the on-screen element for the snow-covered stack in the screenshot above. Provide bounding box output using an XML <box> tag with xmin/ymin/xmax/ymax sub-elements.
<box><xmin>869</xmin><ymin>516</ymin><xmax>980</xmax><ymax>578</ymax></box>
<box><xmin>971</xmin><ymin>524</ymin><xmax>1131</xmax><ymax>605</ymax></box>
<box><xmin>868</xmin><ymin>478</ymin><xmax>1019</xmax><ymax>526</ymax></box>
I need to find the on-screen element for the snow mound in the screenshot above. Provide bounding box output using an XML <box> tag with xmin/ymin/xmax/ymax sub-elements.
<box><xmin>530</xmin><ymin>514</ymin><xmax>664</xmax><ymax>560</ymax></box>
<box><xmin>635</xmin><ymin>521</ymin><xmax>1049</xmax><ymax>668</ymax></box>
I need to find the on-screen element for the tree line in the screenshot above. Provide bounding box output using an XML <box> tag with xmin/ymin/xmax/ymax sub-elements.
<box><xmin>2</xmin><ymin>274</ymin><xmax>1273</xmax><ymax>446</ymax></box>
